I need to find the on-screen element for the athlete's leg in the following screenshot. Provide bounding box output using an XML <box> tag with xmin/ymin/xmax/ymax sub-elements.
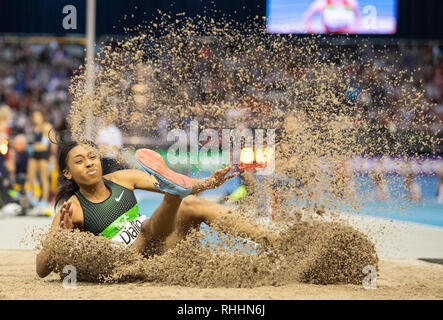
<box><xmin>132</xmin><ymin>194</ymin><xmax>275</xmax><ymax>256</ymax></box>
<box><xmin>132</xmin><ymin>193</ymin><xmax>183</xmax><ymax>255</ymax></box>
<box><xmin>164</xmin><ymin>195</ymin><xmax>276</xmax><ymax>250</ymax></box>
<box><xmin>26</xmin><ymin>158</ymin><xmax>37</xmax><ymax>199</ymax></box>
<box><xmin>38</xmin><ymin>159</ymin><xmax>50</xmax><ymax>202</ymax></box>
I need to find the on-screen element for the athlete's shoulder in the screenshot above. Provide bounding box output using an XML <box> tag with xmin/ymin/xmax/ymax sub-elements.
<box><xmin>103</xmin><ymin>169</ymin><xmax>137</xmax><ymax>190</ymax></box>
<box><xmin>67</xmin><ymin>194</ymin><xmax>80</xmax><ymax>205</ymax></box>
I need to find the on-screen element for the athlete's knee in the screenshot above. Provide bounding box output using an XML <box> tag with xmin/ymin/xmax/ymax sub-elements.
<box><xmin>181</xmin><ymin>195</ymin><xmax>199</xmax><ymax>211</ymax></box>
<box><xmin>180</xmin><ymin>195</ymin><xmax>203</xmax><ymax>221</ymax></box>
<box><xmin>140</xmin><ymin>218</ymin><xmax>152</xmax><ymax>237</ymax></box>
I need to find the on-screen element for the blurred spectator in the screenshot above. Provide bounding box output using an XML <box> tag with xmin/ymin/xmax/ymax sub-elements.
<box><xmin>8</xmin><ymin>134</ymin><xmax>29</xmax><ymax>186</ymax></box>
<box><xmin>26</xmin><ymin>109</ymin><xmax>54</xmax><ymax>208</ymax></box>
<box><xmin>6</xmin><ymin>135</ymin><xmax>30</xmax><ymax>215</ymax></box>
<box><xmin>0</xmin><ymin>104</ymin><xmax>12</xmax><ymax>207</ymax></box>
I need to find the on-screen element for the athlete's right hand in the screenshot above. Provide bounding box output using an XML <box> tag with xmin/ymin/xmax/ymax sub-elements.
<box><xmin>59</xmin><ymin>201</ymin><xmax>74</xmax><ymax>229</ymax></box>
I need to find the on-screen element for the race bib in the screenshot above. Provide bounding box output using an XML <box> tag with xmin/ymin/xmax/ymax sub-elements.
<box><xmin>110</xmin><ymin>215</ymin><xmax>147</xmax><ymax>247</ymax></box>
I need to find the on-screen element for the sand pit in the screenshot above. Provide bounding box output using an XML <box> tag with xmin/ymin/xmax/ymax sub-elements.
<box><xmin>3</xmin><ymin>206</ymin><xmax>443</xmax><ymax>300</ymax></box>
<box><xmin>29</xmin><ymin>219</ymin><xmax>377</xmax><ymax>286</ymax></box>
<box><xmin>1</xmin><ymin>250</ymin><xmax>442</xmax><ymax>300</ymax></box>
<box><xmin>2</xmin><ymin>215</ymin><xmax>442</xmax><ymax>300</ymax></box>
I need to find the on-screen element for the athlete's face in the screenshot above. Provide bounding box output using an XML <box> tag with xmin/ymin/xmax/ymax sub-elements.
<box><xmin>63</xmin><ymin>144</ymin><xmax>102</xmax><ymax>186</ymax></box>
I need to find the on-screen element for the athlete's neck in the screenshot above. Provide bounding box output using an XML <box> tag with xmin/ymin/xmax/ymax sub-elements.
<box><xmin>79</xmin><ymin>179</ymin><xmax>110</xmax><ymax>203</ymax></box>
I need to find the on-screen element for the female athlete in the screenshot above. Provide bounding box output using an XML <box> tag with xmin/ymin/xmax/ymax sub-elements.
<box><xmin>36</xmin><ymin>139</ymin><xmax>274</xmax><ymax>278</ymax></box>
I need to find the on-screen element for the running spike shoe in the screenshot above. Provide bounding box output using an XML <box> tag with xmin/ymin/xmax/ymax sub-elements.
<box><xmin>135</xmin><ymin>148</ymin><xmax>193</xmax><ymax>198</ymax></box>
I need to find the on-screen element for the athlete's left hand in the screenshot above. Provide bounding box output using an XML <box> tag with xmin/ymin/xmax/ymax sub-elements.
<box><xmin>59</xmin><ymin>200</ymin><xmax>74</xmax><ymax>229</ymax></box>
<box><xmin>206</xmin><ymin>165</ymin><xmax>239</xmax><ymax>190</ymax></box>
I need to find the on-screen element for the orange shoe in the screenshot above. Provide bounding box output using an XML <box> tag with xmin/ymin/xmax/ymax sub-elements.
<box><xmin>135</xmin><ymin>149</ymin><xmax>193</xmax><ymax>198</ymax></box>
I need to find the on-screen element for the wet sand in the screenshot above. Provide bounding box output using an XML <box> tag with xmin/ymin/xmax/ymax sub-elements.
<box><xmin>0</xmin><ymin>250</ymin><xmax>442</xmax><ymax>299</ymax></box>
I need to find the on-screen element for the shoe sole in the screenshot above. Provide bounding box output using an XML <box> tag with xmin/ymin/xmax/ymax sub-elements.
<box><xmin>135</xmin><ymin>149</ymin><xmax>193</xmax><ymax>191</ymax></box>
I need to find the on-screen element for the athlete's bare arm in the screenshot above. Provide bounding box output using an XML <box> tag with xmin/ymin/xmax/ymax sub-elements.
<box><xmin>105</xmin><ymin>167</ymin><xmax>238</xmax><ymax>195</ymax></box>
<box><xmin>189</xmin><ymin>166</ymin><xmax>239</xmax><ymax>194</ymax></box>
<box><xmin>36</xmin><ymin>197</ymin><xmax>83</xmax><ymax>278</ymax></box>
<box><xmin>104</xmin><ymin>169</ymin><xmax>160</xmax><ymax>192</ymax></box>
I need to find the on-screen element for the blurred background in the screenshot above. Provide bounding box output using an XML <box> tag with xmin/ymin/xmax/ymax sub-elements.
<box><xmin>0</xmin><ymin>0</ymin><xmax>442</xmax><ymax>234</ymax></box>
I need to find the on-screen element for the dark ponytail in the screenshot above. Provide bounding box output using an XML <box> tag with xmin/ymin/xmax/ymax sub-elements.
<box><xmin>54</xmin><ymin>136</ymin><xmax>79</xmax><ymax>210</ymax></box>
